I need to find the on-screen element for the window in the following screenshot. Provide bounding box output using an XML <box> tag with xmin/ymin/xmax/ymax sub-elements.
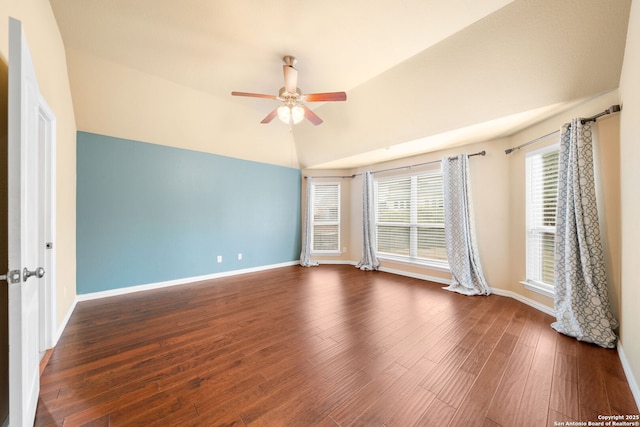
<box><xmin>374</xmin><ymin>170</ymin><xmax>447</xmax><ymax>267</ymax></box>
<box><xmin>525</xmin><ymin>144</ymin><xmax>560</xmax><ymax>296</ymax></box>
<box><xmin>311</xmin><ymin>183</ymin><xmax>340</xmax><ymax>253</ymax></box>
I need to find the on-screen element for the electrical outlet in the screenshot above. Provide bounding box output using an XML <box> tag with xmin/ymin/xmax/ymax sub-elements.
<box><xmin>217</xmin><ymin>255</ymin><xmax>222</xmax><ymax>263</ymax></box>
<box><xmin>238</xmin><ymin>253</ymin><xmax>243</xmax><ymax>260</ymax></box>
<box><xmin>342</xmin><ymin>247</ymin><xmax>347</xmax><ymax>253</ymax></box>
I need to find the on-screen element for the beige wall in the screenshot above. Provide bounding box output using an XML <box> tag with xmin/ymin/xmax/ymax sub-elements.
<box><xmin>303</xmin><ymin>89</ymin><xmax>624</xmax><ymax>332</ymax></box>
<box><xmin>619</xmin><ymin>0</ymin><xmax>640</xmax><ymax>401</ymax></box>
<box><xmin>0</xmin><ymin>1</ymin><xmax>77</xmax><ymax>330</ymax></box>
<box><xmin>303</xmin><ymin>138</ymin><xmax>512</xmax><ymax>289</ymax></box>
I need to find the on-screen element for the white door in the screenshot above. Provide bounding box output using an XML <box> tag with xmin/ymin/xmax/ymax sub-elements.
<box><xmin>7</xmin><ymin>17</ymin><xmax>46</xmax><ymax>427</ymax></box>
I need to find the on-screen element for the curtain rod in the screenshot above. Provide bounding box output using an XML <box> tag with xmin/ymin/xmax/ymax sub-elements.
<box><xmin>504</xmin><ymin>105</ymin><xmax>621</xmax><ymax>155</ymax></box>
<box><xmin>304</xmin><ymin>150</ymin><xmax>486</xmax><ymax>179</ymax></box>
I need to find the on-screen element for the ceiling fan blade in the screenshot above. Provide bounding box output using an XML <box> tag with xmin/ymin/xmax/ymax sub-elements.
<box><xmin>302</xmin><ymin>105</ymin><xmax>323</xmax><ymax>126</ymax></box>
<box><xmin>231</xmin><ymin>91</ymin><xmax>278</xmax><ymax>100</ymax></box>
<box><xmin>260</xmin><ymin>107</ymin><xmax>279</xmax><ymax>124</ymax></box>
<box><xmin>283</xmin><ymin>65</ymin><xmax>298</xmax><ymax>94</ymax></box>
<box><xmin>304</xmin><ymin>92</ymin><xmax>347</xmax><ymax>102</ymax></box>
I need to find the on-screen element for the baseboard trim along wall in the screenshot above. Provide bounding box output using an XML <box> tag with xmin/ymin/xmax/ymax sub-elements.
<box><xmin>489</xmin><ymin>288</ymin><xmax>555</xmax><ymax>317</ymax></box>
<box><xmin>617</xmin><ymin>341</ymin><xmax>640</xmax><ymax>410</ymax></box>
<box><xmin>377</xmin><ymin>265</ymin><xmax>453</xmax><ymax>286</ymax></box>
<box><xmin>76</xmin><ymin>261</ymin><xmax>300</xmax><ymax>302</ymax></box>
<box><xmin>316</xmin><ymin>261</ymin><xmax>454</xmax><ymax>286</ymax></box>
<box><xmin>55</xmin><ymin>297</ymin><xmax>78</xmax><ymax>345</ymax></box>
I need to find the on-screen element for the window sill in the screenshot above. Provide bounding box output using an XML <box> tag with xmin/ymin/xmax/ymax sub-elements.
<box><xmin>311</xmin><ymin>251</ymin><xmax>343</xmax><ymax>256</ymax></box>
<box><xmin>378</xmin><ymin>255</ymin><xmax>450</xmax><ymax>272</ymax></box>
<box><xmin>520</xmin><ymin>280</ymin><xmax>555</xmax><ymax>299</ymax></box>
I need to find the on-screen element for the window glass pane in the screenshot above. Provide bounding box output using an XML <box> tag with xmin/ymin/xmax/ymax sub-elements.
<box><xmin>529</xmin><ymin>150</ymin><xmax>559</xmax><ymax>229</ymax></box>
<box><xmin>417</xmin><ymin>174</ymin><xmax>444</xmax><ymax>225</ymax></box>
<box><xmin>311</xmin><ymin>183</ymin><xmax>340</xmax><ymax>252</ymax></box>
<box><xmin>376</xmin><ymin>178</ymin><xmax>411</xmax><ymax>223</ymax></box>
<box><xmin>313</xmin><ymin>225</ymin><xmax>339</xmax><ymax>251</ymax></box>
<box><xmin>313</xmin><ymin>184</ymin><xmax>339</xmax><ymax>222</ymax></box>
<box><xmin>540</xmin><ymin>231</ymin><xmax>555</xmax><ymax>284</ymax></box>
<box><xmin>526</xmin><ymin>146</ymin><xmax>560</xmax><ymax>286</ymax></box>
<box><xmin>417</xmin><ymin>227</ymin><xmax>447</xmax><ymax>260</ymax></box>
<box><xmin>374</xmin><ymin>171</ymin><xmax>447</xmax><ymax>265</ymax></box>
<box><xmin>541</xmin><ymin>150</ymin><xmax>559</xmax><ymax>227</ymax></box>
<box><xmin>377</xmin><ymin>225</ymin><xmax>410</xmax><ymax>256</ymax></box>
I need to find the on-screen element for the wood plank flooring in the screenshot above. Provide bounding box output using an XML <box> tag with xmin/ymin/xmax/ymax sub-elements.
<box><xmin>35</xmin><ymin>265</ymin><xmax>638</xmax><ymax>426</ymax></box>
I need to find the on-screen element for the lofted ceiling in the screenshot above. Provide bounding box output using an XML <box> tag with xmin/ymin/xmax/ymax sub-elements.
<box><xmin>49</xmin><ymin>0</ymin><xmax>631</xmax><ymax>169</ymax></box>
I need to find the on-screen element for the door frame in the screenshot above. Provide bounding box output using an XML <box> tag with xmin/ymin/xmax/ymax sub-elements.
<box><xmin>38</xmin><ymin>95</ymin><xmax>56</xmax><ymax>353</ymax></box>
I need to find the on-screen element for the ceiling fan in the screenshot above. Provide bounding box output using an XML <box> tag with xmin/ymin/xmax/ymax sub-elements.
<box><xmin>231</xmin><ymin>55</ymin><xmax>347</xmax><ymax>126</ymax></box>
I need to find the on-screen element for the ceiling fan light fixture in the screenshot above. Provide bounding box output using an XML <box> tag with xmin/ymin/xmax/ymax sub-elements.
<box><xmin>291</xmin><ymin>105</ymin><xmax>305</xmax><ymax>124</ymax></box>
<box><xmin>277</xmin><ymin>104</ymin><xmax>305</xmax><ymax>125</ymax></box>
<box><xmin>277</xmin><ymin>105</ymin><xmax>291</xmax><ymax>123</ymax></box>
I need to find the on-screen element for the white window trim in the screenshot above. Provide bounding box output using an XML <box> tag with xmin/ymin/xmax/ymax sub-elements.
<box><xmin>520</xmin><ymin>280</ymin><xmax>555</xmax><ymax>299</ymax></box>
<box><xmin>310</xmin><ymin>182</ymin><xmax>341</xmax><ymax>255</ymax></box>
<box><xmin>377</xmin><ymin>253</ymin><xmax>450</xmax><ymax>272</ymax></box>
<box><xmin>523</xmin><ymin>142</ymin><xmax>560</xmax><ymax>298</ymax></box>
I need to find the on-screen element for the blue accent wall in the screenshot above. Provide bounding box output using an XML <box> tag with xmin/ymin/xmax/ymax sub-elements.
<box><xmin>77</xmin><ymin>131</ymin><xmax>301</xmax><ymax>294</ymax></box>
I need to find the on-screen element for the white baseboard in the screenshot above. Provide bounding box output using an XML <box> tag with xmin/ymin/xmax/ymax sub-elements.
<box><xmin>378</xmin><ymin>265</ymin><xmax>453</xmax><ymax>286</ymax></box>
<box><xmin>76</xmin><ymin>261</ymin><xmax>299</xmax><ymax>302</ymax></box>
<box><xmin>490</xmin><ymin>287</ymin><xmax>555</xmax><ymax>317</ymax></box>
<box><xmin>315</xmin><ymin>260</ymin><xmax>454</xmax><ymax>286</ymax></box>
<box><xmin>315</xmin><ymin>261</ymin><xmax>555</xmax><ymax>314</ymax></box>
<box><xmin>317</xmin><ymin>259</ymin><xmax>357</xmax><ymax>266</ymax></box>
<box><xmin>617</xmin><ymin>341</ymin><xmax>640</xmax><ymax>410</ymax></box>
<box><xmin>377</xmin><ymin>266</ymin><xmax>555</xmax><ymax>317</ymax></box>
<box><xmin>55</xmin><ymin>297</ymin><xmax>78</xmax><ymax>345</ymax></box>
<box><xmin>71</xmin><ymin>261</ymin><xmax>553</xmax><ymax>325</ymax></box>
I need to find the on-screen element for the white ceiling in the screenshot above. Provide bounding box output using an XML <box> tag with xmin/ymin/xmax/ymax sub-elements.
<box><xmin>50</xmin><ymin>0</ymin><xmax>631</xmax><ymax>169</ymax></box>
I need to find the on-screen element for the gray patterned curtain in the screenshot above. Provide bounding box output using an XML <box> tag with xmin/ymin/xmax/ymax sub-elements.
<box><xmin>300</xmin><ymin>178</ymin><xmax>319</xmax><ymax>267</ymax></box>
<box><xmin>442</xmin><ymin>155</ymin><xmax>491</xmax><ymax>296</ymax></box>
<box><xmin>356</xmin><ymin>171</ymin><xmax>380</xmax><ymax>270</ymax></box>
<box><xmin>551</xmin><ymin>119</ymin><xmax>617</xmax><ymax>348</ymax></box>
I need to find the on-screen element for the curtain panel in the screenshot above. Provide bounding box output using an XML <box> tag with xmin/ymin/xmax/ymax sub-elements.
<box><xmin>551</xmin><ymin>119</ymin><xmax>618</xmax><ymax>348</ymax></box>
<box><xmin>300</xmin><ymin>178</ymin><xmax>319</xmax><ymax>267</ymax></box>
<box><xmin>441</xmin><ymin>155</ymin><xmax>491</xmax><ymax>296</ymax></box>
<box><xmin>356</xmin><ymin>171</ymin><xmax>380</xmax><ymax>270</ymax></box>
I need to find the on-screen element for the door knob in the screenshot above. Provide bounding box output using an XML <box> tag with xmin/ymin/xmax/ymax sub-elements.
<box><xmin>23</xmin><ymin>266</ymin><xmax>45</xmax><ymax>281</ymax></box>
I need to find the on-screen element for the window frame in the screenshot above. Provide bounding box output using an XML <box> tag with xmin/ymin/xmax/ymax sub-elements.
<box><xmin>310</xmin><ymin>182</ymin><xmax>341</xmax><ymax>255</ymax></box>
<box><xmin>522</xmin><ymin>143</ymin><xmax>560</xmax><ymax>298</ymax></box>
<box><xmin>373</xmin><ymin>168</ymin><xmax>449</xmax><ymax>271</ymax></box>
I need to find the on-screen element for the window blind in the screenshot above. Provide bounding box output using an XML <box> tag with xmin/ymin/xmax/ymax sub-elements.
<box><xmin>526</xmin><ymin>147</ymin><xmax>559</xmax><ymax>285</ymax></box>
<box><xmin>311</xmin><ymin>183</ymin><xmax>340</xmax><ymax>252</ymax></box>
<box><xmin>417</xmin><ymin>174</ymin><xmax>446</xmax><ymax>261</ymax></box>
<box><xmin>375</xmin><ymin>171</ymin><xmax>447</xmax><ymax>263</ymax></box>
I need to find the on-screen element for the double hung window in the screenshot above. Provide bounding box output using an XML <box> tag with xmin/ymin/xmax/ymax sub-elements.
<box><xmin>525</xmin><ymin>144</ymin><xmax>560</xmax><ymax>295</ymax></box>
<box><xmin>310</xmin><ymin>183</ymin><xmax>340</xmax><ymax>253</ymax></box>
<box><xmin>374</xmin><ymin>170</ymin><xmax>447</xmax><ymax>267</ymax></box>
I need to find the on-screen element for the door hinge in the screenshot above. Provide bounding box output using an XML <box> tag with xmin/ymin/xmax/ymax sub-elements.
<box><xmin>0</xmin><ymin>270</ymin><xmax>21</xmax><ymax>284</ymax></box>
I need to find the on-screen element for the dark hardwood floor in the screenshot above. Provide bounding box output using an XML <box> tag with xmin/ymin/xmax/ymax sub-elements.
<box><xmin>35</xmin><ymin>265</ymin><xmax>638</xmax><ymax>426</ymax></box>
